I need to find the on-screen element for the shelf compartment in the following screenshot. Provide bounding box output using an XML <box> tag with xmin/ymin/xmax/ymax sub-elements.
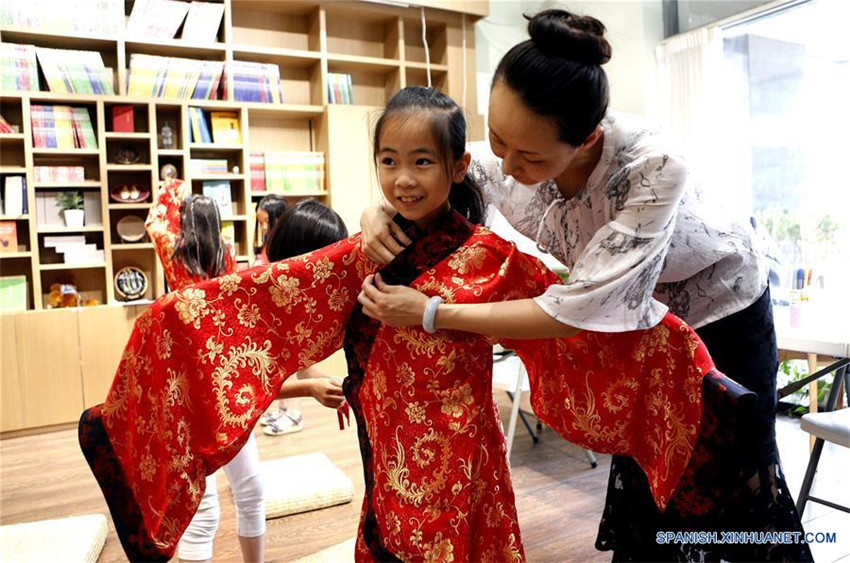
<box><xmin>110</xmin><ymin>208</ymin><xmax>150</xmax><ymax>245</ymax></box>
<box><xmin>0</xmin><ymin>215</ymin><xmax>32</xmax><ymax>253</ymax></box>
<box><xmin>404</xmin><ymin>68</ymin><xmax>448</xmax><ymax>92</ymax></box>
<box><xmin>327</xmin><ymin>62</ymin><xmax>400</xmax><ymax>107</ymax></box>
<box><xmin>0</xmin><ymin>260</ymin><xmax>34</xmax><ymax>310</ymax></box>
<box><xmin>403</xmin><ymin>18</ymin><xmax>447</xmax><ymax>66</ymax></box>
<box><xmin>247</xmin><ymin>115</ymin><xmax>315</xmax><ymax>154</ymax></box>
<box><xmin>106</xmin><ymin>137</ymin><xmax>152</xmax><ymax>167</ymax></box>
<box><xmin>31</xmin><ymin>152</ymin><xmax>101</xmax><ymax>181</ymax></box>
<box><xmin>0</xmin><ymin>96</ymin><xmax>25</xmax><ymax>134</ymax></box>
<box><xmin>111</xmin><ymin>248</ymin><xmax>157</xmax><ymax>302</ymax></box>
<box><xmin>0</xmin><ymin>141</ymin><xmax>25</xmax><ymax>167</ymax></box>
<box><xmin>325</xmin><ymin>9</ymin><xmax>400</xmax><ymax>60</ymax></box>
<box><xmin>232</xmin><ymin>51</ymin><xmax>323</xmax><ymax>106</ymax></box>
<box><xmin>231</xmin><ymin>4</ymin><xmax>320</xmax><ymax>52</ymax></box>
<box><xmin>190</xmin><ymin>178</ymin><xmax>248</xmax><ymax>216</ymax></box>
<box><xmin>155</xmin><ymin>106</ymin><xmax>184</xmax><ymax>151</ymax></box>
<box><xmin>39</xmin><ymin>267</ymin><xmax>106</xmax><ymax>308</ymax></box>
<box><xmin>104</xmin><ymin>101</ymin><xmax>151</xmax><ymax>134</ymax></box>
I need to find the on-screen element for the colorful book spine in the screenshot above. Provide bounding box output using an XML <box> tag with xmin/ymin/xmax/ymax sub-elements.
<box><xmin>250</xmin><ymin>152</ymin><xmax>266</xmax><ymax>192</ymax></box>
<box><xmin>0</xmin><ymin>43</ymin><xmax>39</xmax><ymax>91</ymax></box>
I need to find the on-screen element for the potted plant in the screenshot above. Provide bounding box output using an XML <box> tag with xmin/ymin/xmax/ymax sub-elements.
<box><xmin>56</xmin><ymin>191</ymin><xmax>85</xmax><ymax>228</ymax></box>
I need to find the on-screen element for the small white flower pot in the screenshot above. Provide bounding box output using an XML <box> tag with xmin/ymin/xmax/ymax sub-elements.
<box><xmin>63</xmin><ymin>209</ymin><xmax>85</xmax><ymax>228</ymax></box>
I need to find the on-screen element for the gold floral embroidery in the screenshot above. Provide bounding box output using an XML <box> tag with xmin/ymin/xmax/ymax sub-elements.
<box><xmin>447</xmin><ymin>244</ymin><xmax>487</xmax><ymax>275</ymax></box>
<box><xmin>175</xmin><ymin>288</ymin><xmax>210</xmax><ymax>329</ymax></box>
<box><xmin>307</xmin><ymin>256</ymin><xmax>333</xmax><ymax>281</ymax></box>
<box><xmin>156</xmin><ymin>330</ymin><xmax>173</xmax><ymax>359</ymax></box>
<box><xmin>422</xmin><ymin>534</ymin><xmax>454</xmax><ymax>563</ymax></box>
<box><xmin>237</xmin><ymin>303</ymin><xmax>262</xmax><ymax>328</ymax></box>
<box><xmin>327</xmin><ymin>287</ymin><xmax>349</xmax><ymax>312</ymax></box>
<box><xmin>269</xmin><ymin>274</ymin><xmax>302</xmax><ymax>312</ymax></box>
<box><xmin>218</xmin><ymin>272</ymin><xmax>240</xmax><ymax>296</ymax></box>
<box><xmin>405</xmin><ymin>402</ymin><xmax>426</xmax><ymax>424</ymax></box>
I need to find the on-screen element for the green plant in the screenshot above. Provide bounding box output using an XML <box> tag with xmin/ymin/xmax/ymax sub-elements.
<box><xmin>777</xmin><ymin>359</ymin><xmax>832</xmax><ymax>416</ymax></box>
<box><xmin>56</xmin><ymin>191</ymin><xmax>84</xmax><ymax>211</ymax></box>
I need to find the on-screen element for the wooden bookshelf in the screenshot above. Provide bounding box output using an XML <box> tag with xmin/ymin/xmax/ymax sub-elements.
<box><xmin>0</xmin><ymin>0</ymin><xmax>484</xmax><ymax>313</ymax></box>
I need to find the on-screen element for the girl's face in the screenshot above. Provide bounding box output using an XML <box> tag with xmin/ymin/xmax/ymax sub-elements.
<box><xmin>377</xmin><ymin>114</ymin><xmax>469</xmax><ymax>229</ymax></box>
<box><xmin>257</xmin><ymin>208</ymin><xmax>270</xmax><ymax>240</ymax></box>
<box><xmin>487</xmin><ymin>82</ymin><xmax>579</xmax><ymax>185</ymax></box>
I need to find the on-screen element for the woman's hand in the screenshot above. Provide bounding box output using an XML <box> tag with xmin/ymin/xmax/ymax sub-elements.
<box><xmin>359</xmin><ymin>202</ymin><xmax>412</xmax><ymax>265</ymax></box>
<box><xmin>309</xmin><ymin>377</ymin><xmax>345</xmax><ymax>409</ymax></box>
<box><xmin>358</xmin><ymin>273</ymin><xmax>429</xmax><ymax>327</ymax></box>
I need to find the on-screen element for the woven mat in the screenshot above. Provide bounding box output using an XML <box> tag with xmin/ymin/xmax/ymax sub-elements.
<box><xmin>0</xmin><ymin>513</ymin><xmax>107</xmax><ymax>563</ymax></box>
<box><xmin>292</xmin><ymin>538</ymin><xmax>356</xmax><ymax>563</ymax></box>
<box><xmin>256</xmin><ymin>452</ymin><xmax>354</xmax><ymax>519</ymax></box>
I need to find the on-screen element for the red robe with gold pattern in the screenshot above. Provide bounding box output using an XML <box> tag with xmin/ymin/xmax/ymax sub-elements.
<box><xmin>79</xmin><ymin>210</ymin><xmax>720</xmax><ymax>562</ymax></box>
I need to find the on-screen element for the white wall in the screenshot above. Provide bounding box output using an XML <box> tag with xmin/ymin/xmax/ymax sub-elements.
<box><xmin>475</xmin><ymin>1</ymin><xmax>664</xmax><ymax>119</ymax></box>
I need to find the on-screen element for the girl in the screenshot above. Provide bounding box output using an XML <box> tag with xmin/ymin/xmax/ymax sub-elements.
<box><xmin>81</xmin><ymin>88</ymin><xmax>731</xmax><ymax>562</ymax></box>
<box><xmin>358</xmin><ymin>10</ymin><xmax>810</xmax><ymax>562</ymax></box>
<box><xmin>252</xmin><ymin>193</ymin><xmax>288</xmax><ymax>267</ymax></box>
<box><xmin>262</xmin><ymin>200</ymin><xmax>350</xmax><ymax>436</ymax></box>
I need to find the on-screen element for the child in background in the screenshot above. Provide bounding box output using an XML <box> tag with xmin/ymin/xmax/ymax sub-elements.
<box><xmin>252</xmin><ymin>193</ymin><xmax>288</xmax><ymax>266</ymax></box>
<box><xmin>261</xmin><ymin>199</ymin><xmax>350</xmax><ymax>436</ymax></box>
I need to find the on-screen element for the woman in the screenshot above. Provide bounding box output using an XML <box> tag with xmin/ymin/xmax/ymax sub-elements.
<box><xmin>358</xmin><ymin>9</ymin><xmax>810</xmax><ymax>562</ymax></box>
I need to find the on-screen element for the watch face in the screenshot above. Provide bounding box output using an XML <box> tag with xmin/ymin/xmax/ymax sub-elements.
<box><xmin>115</xmin><ymin>267</ymin><xmax>148</xmax><ymax>300</ymax></box>
<box><xmin>160</xmin><ymin>164</ymin><xmax>178</xmax><ymax>181</ymax></box>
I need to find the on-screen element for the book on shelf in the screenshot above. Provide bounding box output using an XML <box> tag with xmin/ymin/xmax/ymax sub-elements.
<box><xmin>210</xmin><ymin>111</ymin><xmax>241</xmax><ymax>144</ymax></box>
<box><xmin>220</xmin><ymin>220</ymin><xmax>235</xmax><ymax>247</ymax></box>
<box><xmin>112</xmin><ymin>105</ymin><xmax>135</xmax><ymax>133</ymax></box>
<box><xmin>127</xmin><ymin>55</ymin><xmax>223</xmax><ymax>100</ymax></box>
<box><xmin>0</xmin><ymin>43</ymin><xmax>39</xmax><ymax>91</ymax></box>
<box><xmin>35</xmin><ymin>47</ymin><xmax>114</xmax><ymax>95</ymax></box>
<box><xmin>0</xmin><ymin>114</ymin><xmax>18</xmax><ymax>133</ymax></box>
<box><xmin>250</xmin><ymin>152</ymin><xmax>266</xmax><ymax>192</ymax></box>
<box><xmin>3</xmin><ymin>176</ymin><xmax>25</xmax><ymax>216</ymax></box>
<box><xmin>188</xmin><ymin>107</ymin><xmax>213</xmax><ymax>144</ymax></box>
<box><xmin>263</xmin><ymin>152</ymin><xmax>325</xmax><ymax>194</ymax></box>
<box><xmin>327</xmin><ymin>73</ymin><xmax>353</xmax><ymax>105</ymax></box>
<box><xmin>181</xmin><ymin>1</ymin><xmax>225</xmax><ymax>44</ymax></box>
<box><xmin>0</xmin><ymin>275</ymin><xmax>28</xmax><ymax>312</ymax></box>
<box><xmin>126</xmin><ymin>0</ymin><xmax>190</xmax><ymax>40</ymax></box>
<box><xmin>0</xmin><ymin>221</ymin><xmax>18</xmax><ymax>253</ymax></box>
<box><xmin>189</xmin><ymin>158</ymin><xmax>229</xmax><ymax>176</ymax></box>
<box><xmin>231</xmin><ymin>60</ymin><xmax>283</xmax><ymax>104</ymax></box>
<box><xmin>30</xmin><ymin>105</ymin><xmax>98</xmax><ymax>149</ymax></box>
<box><xmin>202</xmin><ymin>180</ymin><xmax>233</xmax><ymax>219</ymax></box>
<box><xmin>33</xmin><ymin>166</ymin><xmax>85</xmax><ymax>183</ymax></box>
<box><xmin>0</xmin><ymin>0</ymin><xmax>123</xmax><ymax>34</ymax></box>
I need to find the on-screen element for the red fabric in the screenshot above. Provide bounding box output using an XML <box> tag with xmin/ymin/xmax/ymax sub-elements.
<box><xmin>81</xmin><ymin>215</ymin><xmax>713</xmax><ymax>561</ymax></box>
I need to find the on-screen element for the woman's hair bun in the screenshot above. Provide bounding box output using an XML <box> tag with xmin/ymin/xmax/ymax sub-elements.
<box><xmin>526</xmin><ymin>9</ymin><xmax>612</xmax><ymax>65</ymax></box>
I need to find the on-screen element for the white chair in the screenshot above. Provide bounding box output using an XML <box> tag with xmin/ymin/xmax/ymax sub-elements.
<box><xmin>790</xmin><ymin>359</ymin><xmax>850</xmax><ymax>514</ymax></box>
<box><xmin>493</xmin><ymin>347</ymin><xmax>597</xmax><ymax>467</ymax></box>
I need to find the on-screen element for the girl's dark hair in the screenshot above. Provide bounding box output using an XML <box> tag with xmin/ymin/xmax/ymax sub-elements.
<box><xmin>266</xmin><ymin>199</ymin><xmax>348</xmax><ymax>261</ymax></box>
<box><xmin>373</xmin><ymin>86</ymin><xmax>485</xmax><ymax>224</ymax></box>
<box><xmin>173</xmin><ymin>194</ymin><xmax>227</xmax><ymax>279</ymax></box>
<box><xmin>254</xmin><ymin>194</ymin><xmax>289</xmax><ymax>254</ymax></box>
<box><xmin>493</xmin><ymin>9</ymin><xmax>611</xmax><ymax>146</ymax></box>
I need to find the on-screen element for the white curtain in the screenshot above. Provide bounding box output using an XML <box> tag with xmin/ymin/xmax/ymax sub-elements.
<box><xmin>655</xmin><ymin>27</ymin><xmax>743</xmax><ymax>211</ymax></box>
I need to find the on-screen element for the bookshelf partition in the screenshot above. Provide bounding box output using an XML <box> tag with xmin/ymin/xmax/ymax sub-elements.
<box><xmin>0</xmin><ymin>0</ymin><xmax>484</xmax><ymax>312</ymax></box>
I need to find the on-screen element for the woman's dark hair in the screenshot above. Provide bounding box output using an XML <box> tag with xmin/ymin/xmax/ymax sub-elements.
<box><xmin>493</xmin><ymin>9</ymin><xmax>611</xmax><ymax>146</ymax></box>
<box><xmin>266</xmin><ymin>199</ymin><xmax>348</xmax><ymax>261</ymax></box>
<box><xmin>254</xmin><ymin>194</ymin><xmax>289</xmax><ymax>253</ymax></box>
<box><xmin>373</xmin><ymin>86</ymin><xmax>485</xmax><ymax>224</ymax></box>
<box><xmin>173</xmin><ymin>194</ymin><xmax>227</xmax><ymax>279</ymax></box>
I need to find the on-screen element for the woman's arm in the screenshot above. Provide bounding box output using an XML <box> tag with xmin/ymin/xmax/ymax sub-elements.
<box><xmin>358</xmin><ymin>273</ymin><xmax>580</xmax><ymax>339</ymax></box>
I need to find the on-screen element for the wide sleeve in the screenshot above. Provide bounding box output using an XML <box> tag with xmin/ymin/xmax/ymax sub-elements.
<box><xmin>534</xmin><ymin>153</ymin><xmax>688</xmax><ymax>332</ymax></box>
<box><xmin>79</xmin><ymin>235</ymin><xmax>377</xmax><ymax>561</ymax></box>
<box><xmin>481</xmin><ymin>237</ymin><xmax>712</xmax><ymax>511</ymax></box>
<box><xmin>146</xmin><ymin>178</ymin><xmax>191</xmax><ymax>283</ymax></box>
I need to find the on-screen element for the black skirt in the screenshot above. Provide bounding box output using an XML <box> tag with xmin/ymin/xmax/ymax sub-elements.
<box><xmin>595</xmin><ymin>287</ymin><xmax>812</xmax><ymax>562</ymax></box>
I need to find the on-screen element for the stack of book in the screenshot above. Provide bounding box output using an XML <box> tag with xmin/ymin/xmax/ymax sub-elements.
<box><xmin>327</xmin><ymin>73</ymin><xmax>353</xmax><ymax>104</ymax></box>
<box><xmin>30</xmin><ymin>105</ymin><xmax>98</xmax><ymax>149</ymax></box>
<box><xmin>35</xmin><ymin>47</ymin><xmax>114</xmax><ymax>95</ymax></box>
<box><xmin>0</xmin><ymin>43</ymin><xmax>39</xmax><ymax>91</ymax></box>
<box><xmin>33</xmin><ymin>166</ymin><xmax>86</xmax><ymax>183</ymax></box>
<box><xmin>127</xmin><ymin>54</ymin><xmax>223</xmax><ymax>100</ymax></box>
<box><xmin>0</xmin><ymin>0</ymin><xmax>123</xmax><ymax>34</ymax></box>
<box><xmin>188</xmin><ymin>107</ymin><xmax>212</xmax><ymax>143</ymax></box>
<box><xmin>231</xmin><ymin>60</ymin><xmax>283</xmax><ymax>104</ymax></box>
<box><xmin>250</xmin><ymin>152</ymin><xmax>266</xmax><ymax>192</ymax></box>
<box><xmin>263</xmin><ymin>152</ymin><xmax>325</xmax><ymax>194</ymax></box>
<box><xmin>189</xmin><ymin>159</ymin><xmax>229</xmax><ymax>176</ymax></box>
